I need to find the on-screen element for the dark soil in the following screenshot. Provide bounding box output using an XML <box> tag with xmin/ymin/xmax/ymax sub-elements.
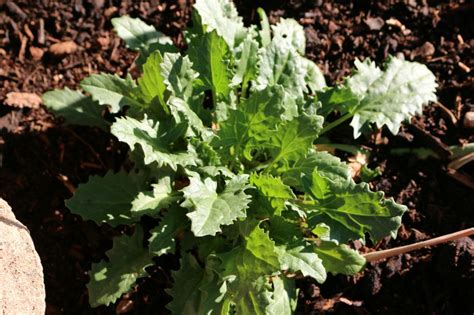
<box><xmin>0</xmin><ymin>0</ymin><xmax>473</xmax><ymax>314</ymax></box>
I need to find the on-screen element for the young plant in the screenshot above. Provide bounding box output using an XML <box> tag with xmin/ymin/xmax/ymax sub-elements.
<box><xmin>43</xmin><ymin>0</ymin><xmax>437</xmax><ymax>313</ymax></box>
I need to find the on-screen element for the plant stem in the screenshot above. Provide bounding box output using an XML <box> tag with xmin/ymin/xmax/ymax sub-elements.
<box><xmin>320</xmin><ymin>112</ymin><xmax>353</xmax><ymax>136</ymax></box>
<box><xmin>364</xmin><ymin>227</ymin><xmax>474</xmax><ymax>263</ymax></box>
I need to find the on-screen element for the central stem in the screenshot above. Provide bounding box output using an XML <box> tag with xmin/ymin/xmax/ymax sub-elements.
<box><xmin>320</xmin><ymin>112</ymin><xmax>354</xmax><ymax>136</ymax></box>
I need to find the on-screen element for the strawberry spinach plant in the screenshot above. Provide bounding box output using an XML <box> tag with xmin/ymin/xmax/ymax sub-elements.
<box><xmin>43</xmin><ymin>0</ymin><xmax>437</xmax><ymax>313</ymax></box>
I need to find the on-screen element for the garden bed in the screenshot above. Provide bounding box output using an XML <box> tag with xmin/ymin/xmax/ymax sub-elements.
<box><xmin>0</xmin><ymin>0</ymin><xmax>472</xmax><ymax>314</ymax></box>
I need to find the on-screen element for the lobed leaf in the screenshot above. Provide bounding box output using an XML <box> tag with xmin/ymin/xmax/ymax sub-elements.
<box><xmin>193</xmin><ymin>0</ymin><xmax>246</xmax><ymax>49</ymax></box>
<box><xmin>81</xmin><ymin>73</ymin><xmax>141</xmax><ymax>112</ymax></box>
<box><xmin>313</xmin><ymin>240</ymin><xmax>366</xmax><ymax>275</ymax></box>
<box><xmin>111</xmin><ymin>116</ymin><xmax>198</xmax><ymax>170</ymax></box>
<box><xmin>66</xmin><ymin>171</ymin><xmax>144</xmax><ymax>227</ymax></box>
<box><xmin>303</xmin><ymin>170</ymin><xmax>407</xmax><ymax>243</ymax></box>
<box><xmin>42</xmin><ymin>88</ymin><xmax>107</xmax><ymax>129</ymax></box>
<box><xmin>87</xmin><ymin>226</ymin><xmax>153</xmax><ymax>306</ymax></box>
<box><xmin>181</xmin><ymin>174</ymin><xmax>252</xmax><ymax>237</ymax></box>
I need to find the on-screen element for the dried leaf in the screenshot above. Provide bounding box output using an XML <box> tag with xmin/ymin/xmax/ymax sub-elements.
<box><xmin>5</xmin><ymin>92</ymin><xmax>42</xmax><ymax>109</ymax></box>
<box><xmin>49</xmin><ymin>41</ymin><xmax>78</xmax><ymax>55</ymax></box>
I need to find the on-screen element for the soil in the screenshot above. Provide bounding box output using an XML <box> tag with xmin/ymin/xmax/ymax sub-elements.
<box><xmin>0</xmin><ymin>0</ymin><xmax>473</xmax><ymax>314</ymax></box>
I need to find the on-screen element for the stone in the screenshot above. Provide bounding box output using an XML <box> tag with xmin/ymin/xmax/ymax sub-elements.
<box><xmin>0</xmin><ymin>199</ymin><xmax>45</xmax><ymax>314</ymax></box>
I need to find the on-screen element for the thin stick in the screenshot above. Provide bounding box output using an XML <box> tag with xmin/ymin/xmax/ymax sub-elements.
<box><xmin>364</xmin><ymin>227</ymin><xmax>474</xmax><ymax>263</ymax></box>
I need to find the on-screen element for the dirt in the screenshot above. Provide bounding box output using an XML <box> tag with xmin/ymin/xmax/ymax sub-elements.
<box><xmin>0</xmin><ymin>0</ymin><xmax>473</xmax><ymax>314</ymax></box>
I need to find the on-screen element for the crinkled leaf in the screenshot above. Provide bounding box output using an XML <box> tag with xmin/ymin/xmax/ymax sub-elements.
<box><xmin>302</xmin><ymin>170</ymin><xmax>407</xmax><ymax>243</ymax></box>
<box><xmin>161</xmin><ymin>53</ymin><xmax>199</xmax><ymax>101</ymax></box>
<box><xmin>42</xmin><ymin>88</ymin><xmax>107</xmax><ymax>129</ymax></box>
<box><xmin>193</xmin><ymin>0</ymin><xmax>246</xmax><ymax>48</ymax></box>
<box><xmin>81</xmin><ymin>73</ymin><xmax>141</xmax><ymax>112</ymax></box>
<box><xmin>66</xmin><ymin>171</ymin><xmax>144</xmax><ymax>227</ymax></box>
<box><xmin>255</xmin><ymin>41</ymin><xmax>306</xmax><ymax>98</ymax></box>
<box><xmin>271</xmin><ymin>18</ymin><xmax>305</xmax><ymax>55</ymax></box>
<box><xmin>138</xmin><ymin>51</ymin><xmax>167</xmax><ymax>107</ymax></box>
<box><xmin>267</xmin><ymin>277</ymin><xmax>297</xmax><ymax>315</ymax></box>
<box><xmin>275</xmin><ymin>243</ymin><xmax>326</xmax><ymax>283</ymax></box>
<box><xmin>281</xmin><ymin>149</ymin><xmax>351</xmax><ymax>190</ymax></box>
<box><xmin>112</xmin><ymin>15</ymin><xmax>173</xmax><ymax>51</ymax></box>
<box><xmin>181</xmin><ymin>174</ymin><xmax>251</xmax><ymax>237</ymax></box>
<box><xmin>188</xmin><ymin>30</ymin><xmax>231</xmax><ymax>99</ymax></box>
<box><xmin>250</xmin><ymin>174</ymin><xmax>295</xmax><ymax>216</ymax></box>
<box><xmin>265</xmin><ymin>114</ymin><xmax>323</xmax><ymax>171</ymax></box>
<box><xmin>111</xmin><ymin>116</ymin><xmax>198</xmax><ymax>170</ymax></box>
<box><xmin>131</xmin><ymin>176</ymin><xmax>180</xmax><ymax>217</ymax></box>
<box><xmin>167</xmin><ymin>254</ymin><xmax>229</xmax><ymax>314</ymax></box>
<box><xmin>148</xmin><ymin>208</ymin><xmax>186</xmax><ymax>256</ymax></box>
<box><xmin>231</xmin><ymin>34</ymin><xmax>259</xmax><ymax>88</ymax></box>
<box><xmin>212</xmin><ymin>86</ymin><xmax>284</xmax><ymax>163</ymax></box>
<box><xmin>168</xmin><ymin>96</ymin><xmax>213</xmax><ymax>140</ymax></box>
<box><xmin>313</xmin><ymin>240</ymin><xmax>366</xmax><ymax>275</ymax></box>
<box><xmin>216</xmin><ymin>226</ymin><xmax>280</xmax><ymax>314</ymax></box>
<box><xmin>88</xmin><ymin>226</ymin><xmax>153</xmax><ymax>307</ymax></box>
<box><xmin>345</xmin><ymin>57</ymin><xmax>437</xmax><ymax>137</ymax></box>
<box><xmin>301</xmin><ymin>57</ymin><xmax>327</xmax><ymax>93</ymax></box>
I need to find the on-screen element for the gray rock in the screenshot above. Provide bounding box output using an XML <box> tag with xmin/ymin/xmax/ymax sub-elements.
<box><xmin>0</xmin><ymin>199</ymin><xmax>45</xmax><ymax>314</ymax></box>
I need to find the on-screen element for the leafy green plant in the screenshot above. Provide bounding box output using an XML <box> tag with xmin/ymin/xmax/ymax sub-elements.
<box><xmin>43</xmin><ymin>0</ymin><xmax>437</xmax><ymax>313</ymax></box>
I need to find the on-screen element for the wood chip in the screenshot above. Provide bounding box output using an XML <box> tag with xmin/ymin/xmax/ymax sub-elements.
<box><xmin>29</xmin><ymin>46</ymin><xmax>44</xmax><ymax>61</ymax></box>
<box><xmin>386</xmin><ymin>18</ymin><xmax>411</xmax><ymax>35</ymax></box>
<box><xmin>49</xmin><ymin>40</ymin><xmax>78</xmax><ymax>56</ymax></box>
<box><xmin>411</xmin><ymin>41</ymin><xmax>435</xmax><ymax>59</ymax></box>
<box><xmin>38</xmin><ymin>18</ymin><xmax>45</xmax><ymax>45</ymax></box>
<box><xmin>462</xmin><ymin>112</ymin><xmax>474</xmax><ymax>129</ymax></box>
<box><xmin>5</xmin><ymin>92</ymin><xmax>42</xmax><ymax>109</ymax></box>
<box><xmin>364</xmin><ymin>17</ymin><xmax>384</xmax><ymax>31</ymax></box>
<box><xmin>458</xmin><ymin>61</ymin><xmax>470</xmax><ymax>73</ymax></box>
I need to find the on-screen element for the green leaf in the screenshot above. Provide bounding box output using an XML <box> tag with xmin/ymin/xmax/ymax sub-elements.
<box><xmin>111</xmin><ymin>116</ymin><xmax>198</xmax><ymax>170</ymax></box>
<box><xmin>275</xmin><ymin>243</ymin><xmax>326</xmax><ymax>283</ymax></box>
<box><xmin>267</xmin><ymin>277</ymin><xmax>297</xmax><ymax>315</ymax></box>
<box><xmin>302</xmin><ymin>170</ymin><xmax>407</xmax><ymax>243</ymax></box>
<box><xmin>301</xmin><ymin>57</ymin><xmax>327</xmax><ymax>93</ymax></box>
<box><xmin>193</xmin><ymin>0</ymin><xmax>246</xmax><ymax>48</ymax></box>
<box><xmin>66</xmin><ymin>171</ymin><xmax>144</xmax><ymax>227</ymax></box>
<box><xmin>212</xmin><ymin>86</ymin><xmax>284</xmax><ymax>163</ymax></box>
<box><xmin>216</xmin><ymin>225</ymin><xmax>281</xmax><ymax>314</ymax></box>
<box><xmin>250</xmin><ymin>174</ymin><xmax>295</xmax><ymax>216</ymax></box>
<box><xmin>255</xmin><ymin>41</ymin><xmax>306</xmax><ymax>98</ymax></box>
<box><xmin>218</xmin><ymin>225</ymin><xmax>280</xmax><ymax>278</ymax></box>
<box><xmin>148</xmin><ymin>208</ymin><xmax>186</xmax><ymax>256</ymax></box>
<box><xmin>257</xmin><ymin>8</ymin><xmax>271</xmax><ymax>47</ymax></box>
<box><xmin>111</xmin><ymin>15</ymin><xmax>172</xmax><ymax>52</ymax></box>
<box><xmin>181</xmin><ymin>174</ymin><xmax>251</xmax><ymax>237</ymax></box>
<box><xmin>167</xmin><ymin>254</ymin><xmax>228</xmax><ymax>314</ymax></box>
<box><xmin>161</xmin><ymin>53</ymin><xmax>199</xmax><ymax>101</ymax></box>
<box><xmin>188</xmin><ymin>30</ymin><xmax>232</xmax><ymax>99</ymax></box>
<box><xmin>265</xmin><ymin>114</ymin><xmax>323</xmax><ymax>171</ymax></box>
<box><xmin>313</xmin><ymin>240</ymin><xmax>366</xmax><ymax>275</ymax></box>
<box><xmin>81</xmin><ymin>73</ymin><xmax>141</xmax><ymax>112</ymax></box>
<box><xmin>312</xmin><ymin>223</ymin><xmax>331</xmax><ymax>240</ymax></box>
<box><xmin>131</xmin><ymin>176</ymin><xmax>180</xmax><ymax>217</ymax></box>
<box><xmin>346</xmin><ymin>57</ymin><xmax>437</xmax><ymax>137</ymax></box>
<box><xmin>88</xmin><ymin>226</ymin><xmax>153</xmax><ymax>307</ymax></box>
<box><xmin>138</xmin><ymin>51</ymin><xmax>167</xmax><ymax>107</ymax></box>
<box><xmin>281</xmin><ymin>149</ymin><xmax>351</xmax><ymax>190</ymax></box>
<box><xmin>271</xmin><ymin>18</ymin><xmax>305</xmax><ymax>55</ymax></box>
<box><xmin>231</xmin><ymin>34</ymin><xmax>259</xmax><ymax>88</ymax></box>
<box><xmin>42</xmin><ymin>88</ymin><xmax>107</xmax><ymax>129</ymax></box>
<box><xmin>168</xmin><ymin>96</ymin><xmax>214</xmax><ymax>141</ymax></box>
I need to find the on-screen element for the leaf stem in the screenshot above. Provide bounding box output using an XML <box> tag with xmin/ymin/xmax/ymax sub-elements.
<box><xmin>320</xmin><ymin>112</ymin><xmax>353</xmax><ymax>136</ymax></box>
<box><xmin>364</xmin><ymin>227</ymin><xmax>474</xmax><ymax>263</ymax></box>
